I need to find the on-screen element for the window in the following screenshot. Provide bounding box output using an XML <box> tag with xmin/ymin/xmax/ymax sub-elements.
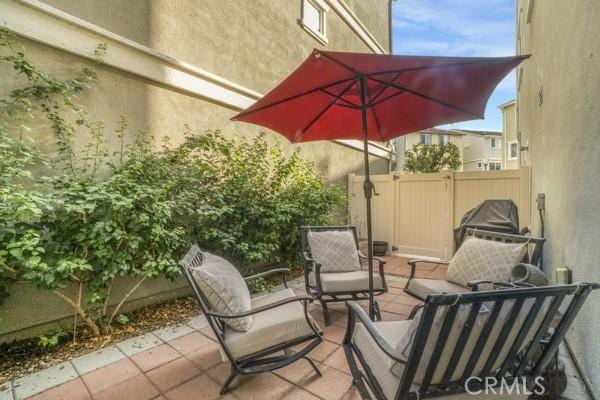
<box><xmin>477</xmin><ymin>162</ymin><xmax>483</xmax><ymax>169</ymax></box>
<box><xmin>300</xmin><ymin>0</ymin><xmax>328</xmax><ymax>44</ymax></box>
<box><xmin>438</xmin><ymin>135</ymin><xmax>449</xmax><ymax>145</ymax></box>
<box><xmin>508</xmin><ymin>140</ymin><xmax>519</xmax><ymax>160</ymax></box>
<box><xmin>489</xmin><ymin>161</ymin><xmax>502</xmax><ymax>171</ymax></box>
<box><xmin>490</xmin><ymin>137</ymin><xmax>501</xmax><ymax>149</ymax></box>
<box><xmin>420</xmin><ymin>134</ymin><xmax>432</xmax><ymax>145</ymax></box>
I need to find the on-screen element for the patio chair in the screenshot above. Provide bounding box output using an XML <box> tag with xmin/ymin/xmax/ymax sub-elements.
<box><xmin>405</xmin><ymin>229</ymin><xmax>546</xmax><ymax>301</ymax></box>
<box><xmin>344</xmin><ymin>282</ymin><xmax>599</xmax><ymax>400</ymax></box>
<box><xmin>300</xmin><ymin>226</ymin><xmax>388</xmax><ymax>325</ymax></box>
<box><xmin>179</xmin><ymin>245</ymin><xmax>322</xmax><ymax>394</ymax></box>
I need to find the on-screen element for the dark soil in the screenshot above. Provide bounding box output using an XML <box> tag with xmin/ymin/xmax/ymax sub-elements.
<box><xmin>0</xmin><ymin>296</ymin><xmax>199</xmax><ymax>384</ymax></box>
<box><xmin>0</xmin><ymin>267</ymin><xmax>303</xmax><ymax>384</ymax></box>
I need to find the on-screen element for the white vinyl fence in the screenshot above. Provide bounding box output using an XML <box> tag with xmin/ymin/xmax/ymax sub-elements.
<box><xmin>348</xmin><ymin>168</ymin><xmax>530</xmax><ymax>260</ymax></box>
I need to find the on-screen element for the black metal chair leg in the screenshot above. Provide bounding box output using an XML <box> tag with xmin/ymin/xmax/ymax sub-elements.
<box><xmin>321</xmin><ymin>300</ymin><xmax>331</xmax><ymax>326</ymax></box>
<box><xmin>303</xmin><ymin>356</ymin><xmax>322</xmax><ymax>376</ymax></box>
<box><xmin>373</xmin><ymin>300</ymin><xmax>382</xmax><ymax>321</ymax></box>
<box><xmin>220</xmin><ymin>368</ymin><xmax>238</xmax><ymax>395</ymax></box>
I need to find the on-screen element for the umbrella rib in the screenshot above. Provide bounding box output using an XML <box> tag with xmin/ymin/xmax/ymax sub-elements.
<box><xmin>320</xmin><ymin>88</ymin><xmax>361</xmax><ymax>109</ymax></box>
<box><xmin>368</xmin><ymin>71</ymin><xmax>405</xmax><ymax>104</ymax></box>
<box><xmin>232</xmin><ymin>77</ymin><xmax>356</xmax><ymax>119</ymax></box>
<box><xmin>367</xmin><ymin>89</ymin><xmax>406</xmax><ymax>108</ymax></box>
<box><xmin>292</xmin><ymin>79</ymin><xmax>358</xmax><ymax>142</ymax></box>
<box><xmin>365</xmin><ymin>89</ymin><xmax>384</xmax><ymax>141</ymax></box>
<box><xmin>316</xmin><ymin>51</ymin><xmax>362</xmax><ymax>75</ymax></box>
<box><xmin>368</xmin><ymin>76</ymin><xmax>481</xmax><ymax>118</ymax></box>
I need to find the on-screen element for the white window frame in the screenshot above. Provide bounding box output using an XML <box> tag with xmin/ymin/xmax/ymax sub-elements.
<box><xmin>438</xmin><ymin>134</ymin><xmax>449</xmax><ymax>145</ymax></box>
<box><xmin>420</xmin><ymin>133</ymin><xmax>432</xmax><ymax>145</ymax></box>
<box><xmin>299</xmin><ymin>0</ymin><xmax>329</xmax><ymax>45</ymax></box>
<box><xmin>489</xmin><ymin>161</ymin><xmax>502</xmax><ymax>171</ymax></box>
<box><xmin>490</xmin><ymin>137</ymin><xmax>501</xmax><ymax>149</ymax></box>
<box><xmin>508</xmin><ymin>140</ymin><xmax>519</xmax><ymax>160</ymax></box>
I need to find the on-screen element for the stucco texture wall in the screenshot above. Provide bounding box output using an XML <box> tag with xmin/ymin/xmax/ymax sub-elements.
<box><xmin>0</xmin><ymin>1</ymin><xmax>390</xmax><ymax>340</ymax></box>
<box><xmin>517</xmin><ymin>0</ymin><xmax>600</xmax><ymax>391</ymax></box>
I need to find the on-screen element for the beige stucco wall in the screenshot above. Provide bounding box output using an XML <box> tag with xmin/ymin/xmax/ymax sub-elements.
<box><xmin>462</xmin><ymin>134</ymin><xmax>503</xmax><ymax>171</ymax></box>
<box><xmin>501</xmin><ymin>103</ymin><xmax>519</xmax><ymax>169</ymax></box>
<box><xmin>0</xmin><ymin>0</ymin><xmax>391</xmax><ymax>341</ymax></box>
<box><xmin>517</xmin><ymin>0</ymin><xmax>600</xmax><ymax>392</ymax></box>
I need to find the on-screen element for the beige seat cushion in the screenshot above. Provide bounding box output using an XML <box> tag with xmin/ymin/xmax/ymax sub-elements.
<box><xmin>309</xmin><ymin>270</ymin><xmax>383</xmax><ymax>292</ymax></box>
<box><xmin>391</xmin><ymin>298</ymin><xmax>552</xmax><ymax>385</ymax></box>
<box><xmin>405</xmin><ymin>278</ymin><xmax>469</xmax><ymax>300</ymax></box>
<box><xmin>191</xmin><ymin>252</ymin><xmax>252</xmax><ymax>331</ymax></box>
<box><xmin>352</xmin><ymin>321</ymin><xmax>416</xmax><ymax>399</ymax></box>
<box><xmin>307</xmin><ymin>230</ymin><xmax>361</xmax><ymax>272</ymax></box>
<box><xmin>352</xmin><ymin>320</ymin><xmax>529</xmax><ymax>399</ymax></box>
<box><xmin>224</xmin><ymin>288</ymin><xmax>320</xmax><ymax>358</ymax></box>
<box><xmin>447</xmin><ymin>236</ymin><xmax>527</xmax><ymax>287</ymax></box>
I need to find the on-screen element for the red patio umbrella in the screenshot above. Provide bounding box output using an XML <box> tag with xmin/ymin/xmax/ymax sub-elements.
<box><xmin>232</xmin><ymin>49</ymin><xmax>528</xmax><ymax>319</ymax></box>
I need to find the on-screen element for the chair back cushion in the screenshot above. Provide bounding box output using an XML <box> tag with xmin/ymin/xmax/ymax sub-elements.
<box><xmin>391</xmin><ymin>298</ymin><xmax>550</xmax><ymax>384</ymax></box>
<box><xmin>446</xmin><ymin>236</ymin><xmax>527</xmax><ymax>287</ymax></box>
<box><xmin>307</xmin><ymin>230</ymin><xmax>361</xmax><ymax>272</ymax></box>
<box><xmin>190</xmin><ymin>252</ymin><xmax>252</xmax><ymax>331</ymax></box>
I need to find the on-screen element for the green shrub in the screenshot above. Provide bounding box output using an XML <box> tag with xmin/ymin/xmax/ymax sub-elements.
<box><xmin>403</xmin><ymin>142</ymin><xmax>462</xmax><ymax>173</ymax></box>
<box><xmin>0</xmin><ymin>27</ymin><xmax>345</xmax><ymax>336</ymax></box>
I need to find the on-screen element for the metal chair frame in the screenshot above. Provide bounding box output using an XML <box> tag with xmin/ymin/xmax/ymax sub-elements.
<box><xmin>179</xmin><ymin>245</ymin><xmax>323</xmax><ymax>394</ymax></box>
<box><xmin>405</xmin><ymin>228</ymin><xmax>546</xmax><ymax>300</ymax></box>
<box><xmin>344</xmin><ymin>282</ymin><xmax>599</xmax><ymax>400</ymax></box>
<box><xmin>300</xmin><ymin>225</ymin><xmax>388</xmax><ymax>325</ymax></box>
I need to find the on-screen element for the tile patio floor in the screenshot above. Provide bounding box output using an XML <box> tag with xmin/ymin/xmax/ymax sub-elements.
<box><xmin>0</xmin><ymin>257</ymin><xmax>589</xmax><ymax>400</ymax></box>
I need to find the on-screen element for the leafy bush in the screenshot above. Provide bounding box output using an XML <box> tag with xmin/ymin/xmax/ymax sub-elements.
<box><xmin>403</xmin><ymin>142</ymin><xmax>462</xmax><ymax>173</ymax></box>
<box><xmin>0</xmin><ymin>27</ymin><xmax>345</xmax><ymax>336</ymax></box>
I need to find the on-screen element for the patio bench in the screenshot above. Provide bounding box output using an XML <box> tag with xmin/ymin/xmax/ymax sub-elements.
<box><xmin>405</xmin><ymin>229</ymin><xmax>545</xmax><ymax>301</ymax></box>
<box><xmin>344</xmin><ymin>282</ymin><xmax>599</xmax><ymax>399</ymax></box>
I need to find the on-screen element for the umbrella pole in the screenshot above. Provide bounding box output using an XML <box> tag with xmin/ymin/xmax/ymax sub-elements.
<box><xmin>358</xmin><ymin>76</ymin><xmax>376</xmax><ymax>321</ymax></box>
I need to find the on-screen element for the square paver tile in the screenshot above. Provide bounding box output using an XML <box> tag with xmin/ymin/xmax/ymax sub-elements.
<box><xmin>131</xmin><ymin>344</ymin><xmax>181</xmax><ymax>372</ymax></box>
<box><xmin>301</xmin><ymin>366</ymin><xmax>353</xmax><ymax>400</ymax></box>
<box><xmin>281</xmin><ymin>388</ymin><xmax>321</xmax><ymax>400</ymax></box>
<box><xmin>274</xmin><ymin>359</ymin><xmax>322</xmax><ymax>384</ymax></box>
<box><xmin>81</xmin><ymin>358</ymin><xmax>140</xmax><ymax>395</ymax></box>
<box><xmin>94</xmin><ymin>374</ymin><xmax>159</xmax><ymax>400</ymax></box>
<box><xmin>0</xmin><ymin>382</ymin><xmax>13</xmax><ymax>400</ymax></box>
<box><xmin>186</xmin><ymin>315</ymin><xmax>208</xmax><ymax>330</ymax></box>
<box><xmin>71</xmin><ymin>345</ymin><xmax>125</xmax><ymax>375</ymax></box>
<box><xmin>154</xmin><ymin>325</ymin><xmax>194</xmax><ymax>342</ymax></box>
<box><xmin>117</xmin><ymin>332</ymin><xmax>163</xmax><ymax>356</ymax></box>
<box><xmin>185</xmin><ymin>342</ymin><xmax>223</xmax><ymax>371</ymax></box>
<box><xmin>168</xmin><ymin>332</ymin><xmax>214</xmax><ymax>355</ymax></box>
<box><xmin>13</xmin><ymin>361</ymin><xmax>78</xmax><ymax>399</ymax></box>
<box><xmin>323</xmin><ymin>348</ymin><xmax>350</xmax><ymax>375</ymax></box>
<box><xmin>26</xmin><ymin>378</ymin><xmax>89</xmax><ymax>400</ymax></box>
<box><xmin>230</xmin><ymin>372</ymin><xmax>294</xmax><ymax>400</ymax></box>
<box><xmin>306</xmin><ymin>340</ymin><xmax>338</xmax><ymax>363</ymax></box>
<box><xmin>164</xmin><ymin>374</ymin><xmax>222</xmax><ymax>400</ymax></box>
<box><xmin>146</xmin><ymin>357</ymin><xmax>202</xmax><ymax>392</ymax></box>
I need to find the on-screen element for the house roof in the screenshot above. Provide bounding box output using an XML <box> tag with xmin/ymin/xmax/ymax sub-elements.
<box><xmin>498</xmin><ymin>99</ymin><xmax>516</xmax><ymax>109</ymax></box>
<box><xmin>455</xmin><ymin>129</ymin><xmax>502</xmax><ymax>137</ymax></box>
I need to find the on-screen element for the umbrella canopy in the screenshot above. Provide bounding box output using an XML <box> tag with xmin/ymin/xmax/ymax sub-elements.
<box><xmin>232</xmin><ymin>49</ymin><xmax>528</xmax><ymax>320</ymax></box>
<box><xmin>232</xmin><ymin>50</ymin><xmax>528</xmax><ymax>142</ymax></box>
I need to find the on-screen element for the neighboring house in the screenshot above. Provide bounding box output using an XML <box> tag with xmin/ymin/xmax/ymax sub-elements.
<box><xmin>0</xmin><ymin>0</ymin><xmax>393</xmax><ymax>184</ymax></box>
<box><xmin>460</xmin><ymin>129</ymin><xmax>503</xmax><ymax>171</ymax></box>
<box><xmin>393</xmin><ymin>128</ymin><xmax>465</xmax><ymax>170</ymax></box>
<box><xmin>500</xmin><ymin>100</ymin><xmax>520</xmax><ymax>169</ymax></box>
<box><xmin>393</xmin><ymin>128</ymin><xmax>503</xmax><ymax>172</ymax></box>
<box><xmin>517</xmin><ymin>0</ymin><xmax>600</xmax><ymax>393</ymax></box>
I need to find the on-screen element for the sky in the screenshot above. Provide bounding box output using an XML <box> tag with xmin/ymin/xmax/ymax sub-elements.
<box><xmin>391</xmin><ymin>0</ymin><xmax>516</xmax><ymax>131</ymax></box>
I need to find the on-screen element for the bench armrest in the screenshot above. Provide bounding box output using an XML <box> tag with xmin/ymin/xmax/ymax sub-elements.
<box><xmin>344</xmin><ymin>301</ymin><xmax>404</xmax><ymax>364</ymax></box>
<box><xmin>407</xmin><ymin>259</ymin><xmax>449</xmax><ymax>279</ymax></box>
